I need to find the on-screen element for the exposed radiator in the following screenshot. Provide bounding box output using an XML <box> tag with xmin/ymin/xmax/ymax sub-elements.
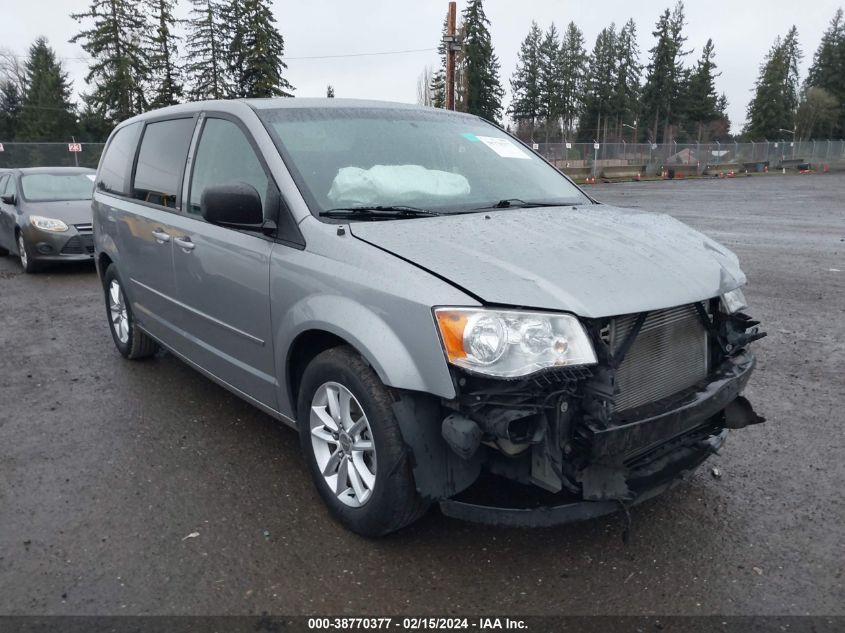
<box><xmin>608</xmin><ymin>303</ymin><xmax>709</xmax><ymax>412</ymax></box>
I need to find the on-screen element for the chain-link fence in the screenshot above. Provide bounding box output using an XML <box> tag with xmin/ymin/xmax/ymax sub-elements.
<box><xmin>534</xmin><ymin>140</ymin><xmax>845</xmax><ymax>178</ymax></box>
<box><xmin>0</xmin><ymin>142</ymin><xmax>106</xmax><ymax>169</ymax></box>
<box><xmin>3</xmin><ymin>139</ymin><xmax>844</xmax><ymax>179</ymax></box>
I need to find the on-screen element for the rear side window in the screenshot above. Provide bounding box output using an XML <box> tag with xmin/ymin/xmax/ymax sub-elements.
<box><xmin>133</xmin><ymin>118</ymin><xmax>195</xmax><ymax>209</ymax></box>
<box><xmin>188</xmin><ymin>118</ymin><xmax>268</xmax><ymax>215</ymax></box>
<box><xmin>4</xmin><ymin>175</ymin><xmax>17</xmax><ymax>196</ymax></box>
<box><xmin>97</xmin><ymin>122</ymin><xmax>141</xmax><ymax>196</ymax></box>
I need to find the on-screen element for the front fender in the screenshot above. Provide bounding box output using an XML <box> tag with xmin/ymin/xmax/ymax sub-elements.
<box><xmin>275</xmin><ymin>294</ymin><xmax>457</xmax><ymax>414</ymax></box>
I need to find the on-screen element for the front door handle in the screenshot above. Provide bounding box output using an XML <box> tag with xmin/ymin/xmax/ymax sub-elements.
<box><xmin>173</xmin><ymin>236</ymin><xmax>195</xmax><ymax>252</ymax></box>
<box><xmin>151</xmin><ymin>229</ymin><xmax>170</xmax><ymax>244</ymax></box>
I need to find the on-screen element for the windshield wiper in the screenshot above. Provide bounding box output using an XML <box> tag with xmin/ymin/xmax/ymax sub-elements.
<box><xmin>469</xmin><ymin>198</ymin><xmax>573</xmax><ymax>211</ymax></box>
<box><xmin>319</xmin><ymin>205</ymin><xmax>440</xmax><ymax>219</ymax></box>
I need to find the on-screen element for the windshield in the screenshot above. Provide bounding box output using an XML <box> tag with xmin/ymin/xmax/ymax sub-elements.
<box><xmin>257</xmin><ymin>107</ymin><xmax>590</xmax><ymax>217</ymax></box>
<box><xmin>21</xmin><ymin>174</ymin><xmax>94</xmax><ymax>202</ymax></box>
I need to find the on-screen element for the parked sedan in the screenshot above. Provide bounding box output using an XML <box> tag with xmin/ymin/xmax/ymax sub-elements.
<box><xmin>0</xmin><ymin>167</ymin><xmax>96</xmax><ymax>272</ymax></box>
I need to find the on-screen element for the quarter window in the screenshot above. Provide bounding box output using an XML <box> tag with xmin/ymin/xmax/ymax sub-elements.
<box><xmin>97</xmin><ymin>122</ymin><xmax>141</xmax><ymax>196</ymax></box>
<box><xmin>188</xmin><ymin>118</ymin><xmax>268</xmax><ymax>215</ymax></box>
<box><xmin>133</xmin><ymin>118</ymin><xmax>195</xmax><ymax>209</ymax></box>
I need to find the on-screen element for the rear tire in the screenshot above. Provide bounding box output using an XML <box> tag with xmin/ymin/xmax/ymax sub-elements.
<box><xmin>17</xmin><ymin>232</ymin><xmax>39</xmax><ymax>273</ymax></box>
<box><xmin>103</xmin><ymin>264</ymin><xmax>158</xmax><ymax>360</ymax></box>
<box><xmin>297</xmin><ymin>346</ymin><xmax>429</xmax><ymax>536</ymax></box>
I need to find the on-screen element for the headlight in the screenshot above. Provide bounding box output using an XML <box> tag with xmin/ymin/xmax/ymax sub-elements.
<box><xmin>30</xmin><ymin>216</ymin><xmax>69</xmax><ymax>232</ymax></box>
<box><xmin>721</xmin><ymin>287</ymin><xmax>747</xmax><ymax>314</ymax></box>
<box><xmin>434</xmin><ymin>307</ymin><xmax>597</xmax><ymax>378</ymax></box>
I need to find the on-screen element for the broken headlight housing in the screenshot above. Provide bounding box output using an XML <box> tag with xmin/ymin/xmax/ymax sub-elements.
<box><xmin>721</xmin><ymin>287</ymin><xmax>748</xmax><ymax>314</ymax></box>
<box><xmin>434</xmin><ymin>307</ymin><xmax>597</xmax><ymax>378</ymax></box>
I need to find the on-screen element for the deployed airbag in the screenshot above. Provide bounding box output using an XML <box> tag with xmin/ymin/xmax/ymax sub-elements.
<box><xmin>328</xmin><ymin>164</ymin><xmax>471</xmax><ymax>205</ymax></box>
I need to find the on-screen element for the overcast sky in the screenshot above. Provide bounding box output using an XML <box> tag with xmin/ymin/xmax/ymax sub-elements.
<box><xmin>3</xmin><ymin>0</ymin><xmax>841</xmax><ymax>133</ymax></box>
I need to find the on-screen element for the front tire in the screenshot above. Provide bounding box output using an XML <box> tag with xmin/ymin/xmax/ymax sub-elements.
<box><xmin>297</xmin><ymin>346</ymin><xmax>429</xmax><ymax>536</ymax></box>
<box><xmin>17</xmin><ymin>232</ymin><xmax>39</xmax><ymax>273</ymax></box>
<box><xmin>103</xmin><ymin>264</ymin><xmax>158</xmax><ymax>360</ymax></box>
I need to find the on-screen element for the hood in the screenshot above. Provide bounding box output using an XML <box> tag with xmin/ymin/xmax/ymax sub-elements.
<box><xmin>23</xmin><ymin>200</ymin><xmax>93</xmax><ymax>226</ymax></box>
<box><xmin>350</xmin><ymin>205</ymin><xmax>746</xmax><ymax>319</ymax></box>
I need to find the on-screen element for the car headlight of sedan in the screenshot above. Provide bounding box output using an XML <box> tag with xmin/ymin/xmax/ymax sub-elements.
<box><xmin>30</xmin><ymin>215</ymin><xmax>69</xmax><ymax>232</ymax></box>
<box><xmin>721</xmin><ymin>287</ymin><xmax>748</xmax><ymax>314</ymax></box>
<box><xmin>434</xmin><ymin>307</ymin><xmax>597</xmax><ymax>378</ymax></box>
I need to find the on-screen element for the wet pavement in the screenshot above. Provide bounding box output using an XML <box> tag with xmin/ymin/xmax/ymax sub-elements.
<box><xmin>0</xmin><ymin>175</ymin><xmax>843</xmax><ymax>615</ymax></box>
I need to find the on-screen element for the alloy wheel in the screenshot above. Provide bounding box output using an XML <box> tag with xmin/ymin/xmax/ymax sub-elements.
<box><xmin>108</xmin><ymin>279</ymin><xmax>130</xmax><ymax>344</ymax></box>
<box><xmin>17</xmin><ymin>234</ymin><xmax>27</xmax><ymax>269</ymax></box>
<box><xmin>310</xmin><ymin>381</ymin><xmax>377</xmax><ymax>508</ymax></box>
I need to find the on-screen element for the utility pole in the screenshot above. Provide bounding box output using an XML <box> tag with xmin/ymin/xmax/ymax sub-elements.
<box><xmin>444</xmin><ymin>2</ymin><xmax>458</xmax><ymax>111</ymax></box>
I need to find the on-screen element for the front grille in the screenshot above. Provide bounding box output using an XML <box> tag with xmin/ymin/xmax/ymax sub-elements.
<box><xmin>73</xmin><ymin>223</ymin><xmax>93</xmax><ymax>233</ymax></box>
<box><xmin>608</xmin><ymin>303</ymin><xmax>709</xmax><ymax>412</ymax></box>
<box><xmin>61</xmin><ymin>234</ymin><xmax>94</xmax><ymax>255</ymax></box>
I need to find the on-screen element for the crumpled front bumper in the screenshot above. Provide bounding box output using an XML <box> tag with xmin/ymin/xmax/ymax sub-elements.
<box><xmin>439</xmin><ymin>351</ymin><xmax>760</xmax><ymax>528</ymax></box>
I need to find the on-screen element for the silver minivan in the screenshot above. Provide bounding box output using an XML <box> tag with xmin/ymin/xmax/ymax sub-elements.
<box><xmin>93</xmin><ymin>99</ymin><xmax>765</xmax><ymax>536</ymax></box>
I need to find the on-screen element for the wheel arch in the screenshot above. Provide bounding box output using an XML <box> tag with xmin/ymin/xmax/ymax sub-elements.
<box><xmin>278</xmin><ymin>296</ymin><xmax>456</xmax><ymax>419</ymax></box>
<box><xmin>97</xmin><ymin>251</ymin><xmax>113</xmax><ymax>283</ymax></box>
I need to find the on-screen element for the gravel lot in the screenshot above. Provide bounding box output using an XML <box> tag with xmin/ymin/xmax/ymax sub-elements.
<box><xmin>0</xmin><ymin>175</ymin><xmax>843</xmax><ymax>616</ymax></box>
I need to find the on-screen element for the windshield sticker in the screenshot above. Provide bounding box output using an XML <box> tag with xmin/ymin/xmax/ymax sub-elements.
<box><xmin>462</xmin><ymin>132</ymin><xmax>480</xmax><ymax>142</ymax></box>
<box><xmin>476</xmin><ymin>136</ymin><xmax>531</xmax><ymax>159</ymax></box>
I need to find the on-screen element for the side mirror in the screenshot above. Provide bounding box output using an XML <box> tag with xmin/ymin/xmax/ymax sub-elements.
<box><xmin>200</xmin><ymin>183</ymin><xmax>263</xmax><ymax>227</ymax></box>
<box><xmin>0</xmin><ymin>194</ymin><xmax>15</xmax><ymax>205</ymax></box>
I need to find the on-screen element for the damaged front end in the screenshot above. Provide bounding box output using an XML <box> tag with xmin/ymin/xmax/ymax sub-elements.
<box><xmin>394</xmin><ymin>298</ymin><xmax>766</xmax><ymax>527</ymax></box>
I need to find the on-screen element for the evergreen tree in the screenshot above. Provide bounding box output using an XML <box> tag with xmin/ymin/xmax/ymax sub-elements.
<box><xmin>222</xmin><ymin>0</ymin><xmax>247</xmax><ymax>96</ymax></box>
<box><xmin>509</xmin><ymin>21</ymin><xmax>542</xmax><ymax>133</ymax></box>
<box><xmin>186</xmin><ymin>0</ymin><xmax>229</xmax><ymax>100</ymax></box>
<box><xmin>538</xmin><ymin>23</ymin><xmax>564</xmax><ymax>141</ymax></box>
<box><xmin>460</xmin><ymin>0</ymin><xmax>504</xmax><ymax>121</ymax></box>
<box><xmin>612</xmin><ymin>19</ymin><xmax>641</xmax><ymax>139</ymax></box>
<box><xmin>146</xmin><ymin>0</ymin><xmax>183</xmax><ymax>108</ymax></box>
<box><xmin>16</xmin><ymin>38</ymin><xmax>77</xmax><ymax>142</ymax></box>
<box><xmin>0</xmin><ymin>80</ymin><xmax>22</xmax><ymax>141</ymax></box>
<box><xmin>804</xmin><ymin>9</ymin><xmax>845</xmax><ymax>135</ymax></box>
<box><xmin>559</xmin><ymin>22</ymin><xmax>587</xmax><ymax>138</ymax></box>
<box><xmin>71</xmin><ymin>0</ymin><xmax>151</xmax><ymax>124</ymax></box>
<box><xmin>579</xmin><ymin>24</ymin><xmax>617</xmax><ymax>142</ymax></box>
<box><xmin>227</xmin><ymin>0</ymin><xmax>294</xmax><ymax>98</ymax></box>
<box><xmin>683</xmin><ymin>39</ymin><xmax>721</xmax><ymax>140</ymax></box>
<box><xmin>76</xmin><ymin>99</ymin><xmax>113</xmax><ymax>142</ymax></box>
<box><xmin>430</xmin><ymin>11</ymin><xmax>449</xmax><ymax>109</ymax></box>
<box><xmin>640</xmin><ymin>2</ymin><xmax>689</xmax><ymax>142</ymax></box>
<box><xmin>744</xmin><ymin>27</ymin><xmax>802</xmax><ymax>139</ymax></box>
<box><xmin>715</xmin><ymin>93</ymin><xmax>731</xmax><ymax>137</ymax></box>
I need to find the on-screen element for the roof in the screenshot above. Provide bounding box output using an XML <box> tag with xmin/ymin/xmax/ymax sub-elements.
<box><xmin>246</xmin><ymin>97</ymin><xmax>436</xmax><ymax>111</ymax></box>
<box><xmin>115</xmin><ymin>97</ymin><xmax>478</xmax><ymax>129</ymax></box>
